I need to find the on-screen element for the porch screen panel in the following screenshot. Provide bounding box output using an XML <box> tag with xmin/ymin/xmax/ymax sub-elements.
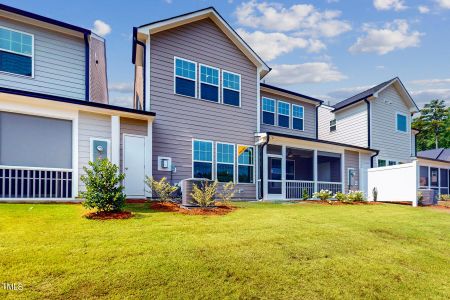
<box><xmin>0</xmin><ymin>112</ymin><xmax>72</xmax><ymax>168</ymax></box>
<box><xmin>440</xmin><ymin>169</ymin><xmax>449</xmax><ymax>195</ymax></box>
<box><xmin>317</xmin><ymin>151</ymin><xmax>341</xmax><ymax>182</ymax></box>
<box><xmin>419</xmin><ymin>166</ymin><xmax>428</xmax><ymax>187</ymax></box>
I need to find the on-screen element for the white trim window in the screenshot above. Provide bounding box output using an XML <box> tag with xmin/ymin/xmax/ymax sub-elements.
<box><xmin>277</xmin><ymin>101</ymin><xmax>290</xmax><ymax>128</ymax></box>
<box><xmin>90</xmin><ymin>138</ymin><xmax>111</xmax><ymax>162</ymax></box>
<box><xmin>222</xmin><ymin>70</ymin><xmax>241</xmax><ymax>106</ymax></box>
<box><xmin>192</xmin><ymin>140</ymin><xmax>213</xmax><ymax>179</ymax></box>
<box><xmin>199</xmin><ymin>64</ymin><xmax>220</xmax><ymax>102</ymax></box>
<box><xmin>378</xmin><ymin>159</ymin><xmax>387</xmax><ymax>167</ymax></box>
<box><xmin>262</xmin><ymin>97</ymin><xmax>275</xmax><ymax>125</ymax></box>
<box><xmin>216</xmin><ymin>142</ymin><xmax>235</xmax><ymax>182</ymax></box>
<box><xmin>292</xmin><ymin>104</ymin><xmax>304</xmax><ymax>131</ymax></box>
<box><xmin>388</xmin><ymin>160</ymin><xmax>397</xmax><ymax>166</ymax></box>
<box><xmin>396</xmin><ymin>113</ymin><xmax>408</xmax><ymax>133</ymax></box>
<box><xmin>330</xmin><ymin>119</ymin><xmax>337</xmax><ymax>132</ymax></box>
<box><xmin>237</xmin><ymin>145</ymin><xmax>254</xmax><ymax>183</ymax></box>
<box><xmin>0</xmin><ymin>26</ymin><xmax>34</xmax><ymax>77</ymax></box>
<box><xmin>174</xmin><ymin>57</ymin><xmax>197</xmax><ymax>98</ymax></box>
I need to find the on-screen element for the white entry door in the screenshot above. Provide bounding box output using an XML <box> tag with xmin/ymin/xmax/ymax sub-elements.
<box><xmin>123</xmin><ymin>135</ymin><xmax>146</xmax><ymax>198</ymax></box>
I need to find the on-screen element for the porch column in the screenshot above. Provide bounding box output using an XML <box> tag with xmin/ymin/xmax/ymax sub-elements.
<box><xmin>281</xmin><ymin>145</ymin><xmax>286</xmax><ymax>199</ymax></box>
<box><xmin>341</xmin><ymin>153</ymin><xmax>345</xmax><ymax>193</ymax></box>
<box><xmin>313</xmin><ymin>150</ymin><xmax>318</xmax><ymax>193</ymax></box>
<box><xmin>262</xmin><ymin>145</ymin><xmax>268</xmax><ymax>200</ymax></box>
<box><xmin>145</xmin><ymin>120</ymin><xmax>153</xmax><ymax>198</ymax></box>
<box><xmin>111</xmin><ymin>116</ymin><xmax>120</xmax><ymax>167</ymax></box>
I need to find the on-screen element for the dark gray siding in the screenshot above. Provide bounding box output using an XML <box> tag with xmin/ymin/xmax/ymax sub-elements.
<box><xmin>0</xmin><ymin>17</ymin><xmax>85</xmax><ymax>100</ymax></box>
<box><xmin>150</xmin><ymin>19</ymin><xmax>257</xmax><ymax>199</ymax></box>
<box><xmin>260</xmin><ymin>90</ymin><xmax>316</xmax><ymax>139</ymax></box>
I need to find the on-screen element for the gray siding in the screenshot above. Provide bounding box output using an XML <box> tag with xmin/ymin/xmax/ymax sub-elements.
<box><xmin>78</xmin><ymin>111</ymin><xmax>111</xmax><ymax>191</ymax></box>
<box><xmin>120</xmin><ymin>118</ymin><xmax>148</xmax><ymax>172</ymax></box>
<box><xmin>371</xmin><ymin>85</ymin><xmax>412</xmax><ymax>164</ymax></box>
<box><xmin>149</xmin><ymin>19</ymin><xmax>257</xmax><ymax>199</ymax></box>
<box><xmin>0</xmin><ymin>17</ymin><xmax>85</xmax><ymax>100</ymax></box>
<box><xmin>344</xmin><ymin>150</ymin><xmax>359</xmax><ymax>192</ymax></box>
<box><xmin>260</xmin><ymin>90</ymin><xmax>316</xmax><ymax>139</ymax></box>
<box><xmin>318</xmin><ymin>103</ymin><xmax>368</xmax><ymax>147</ymax></box>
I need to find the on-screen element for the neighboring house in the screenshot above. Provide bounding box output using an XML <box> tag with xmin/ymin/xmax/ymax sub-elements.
<box><xmin>132</xmin><ymin>7</ymin><xmax>378</xmax><ymax>201</ymax></box>
<box><xmin>318</xmin><ymin>77</ymin><xmax>419</xmax><ymax>169</ymax></box>
<box><xmin>0</xmin><ymin>4</ymin><xmax>154</xmax><ymax>201</ymax></box>
<box><xmin>417</xmin><ymin>148</ymin><xmax>450</xmax><ymax>196</ymax></box>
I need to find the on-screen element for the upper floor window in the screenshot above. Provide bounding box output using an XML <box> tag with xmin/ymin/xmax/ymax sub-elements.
<box><xmin>277</xmin><ymin>101</ymin><xmax>290</xmax><ymax>128</ymax></box>
<box><xmin>238</xmin><ymin>145</ymin><xmax>254</xmax><ymax>183</ymax></box>
<box><xmin>216</xmin><ymin>142</ymin><xmax>234</xmax><ymax>182</ymax></box>
<box><xmin>222</xmin><ymin>70</ymin><xmax>240</xmax><ymax>106</ymax></box>
<box><xmin>396</xmin><ymin>113</ymin><xmax>407</xmax><ymax>133</ymax></box>
<box><xmin>199</xmin><ymin>64</ymin><xmax>219</xmax><ymax>102</ymax></box>
<box><xmin>192</xmin><ymin>140</ymin><xmax>213</xmax><ymax>179</ymax></box>
<box><xmin>174</xmin><ymin>57</ymin><xmax>196</xmax><ymax>98</ymax></box>
<box><xmin>330</xmin><ymin>119</ymin><xmax>337</xmax><ymax>132</ymax></box>
<box><xmin>262</xmin><ymin>97</ymin><xmax>275</xmax><ymax>125</ymax></box>
<box><xmin>0</xmin><ymin>27</ymin><xmax>33</xmax><ymax>77</ymax></box>
<box><xmin>292</xmin><ymin>104</ymin><xmax>304</xmax><ymax>131</ymax></box>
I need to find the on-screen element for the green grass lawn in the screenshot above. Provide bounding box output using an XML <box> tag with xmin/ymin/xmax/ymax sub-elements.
<box><xmin>0</xmin><ymin>202</ymin><xmax>449</xmax><ymax>299</ymax></box>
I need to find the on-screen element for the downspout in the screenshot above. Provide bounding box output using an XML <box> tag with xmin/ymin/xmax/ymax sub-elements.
<box><xmin>132</xmin><ymin>27</ymin><xmax>146</xmax><ymax>110</ymax></box>
<box><xmin>315</xmin><ymin>105</ymin><xmax>319</xmax><ymax>139</ymax></box>
<box><xmin>364</xmin><ymin>98</ymin><xmax>377</xmax><ymax>167</ymax></box>
<box><xmin>259</xmin><ymin>134</ymin><xmax>270</xmax><ymax>200</ymax></box>
<box><xmin>370</xmin><ymin>150</ymin><xmax>380</xmax><ymax>168</ymax></box>
<box><xmin>84</xmin><ymin>33</ymin><xmax>90</xmax><ymax>101</ymax></box>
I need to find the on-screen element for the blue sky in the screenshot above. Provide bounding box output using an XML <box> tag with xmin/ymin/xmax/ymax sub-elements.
<box><xmin>5</xmin><ymin>0</ymin><xmax>450</xmax><ymax>107</ymax></box>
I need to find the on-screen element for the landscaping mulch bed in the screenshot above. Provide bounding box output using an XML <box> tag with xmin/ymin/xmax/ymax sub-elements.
<box><xmin>84</xmin><ymin>211</ymin><xmax>134</xmax><ymax>220</ymax></box>
<box><xmin>150</xmin><ymin>201</ymin><xmax>236</xmax><ymax>215</ymax></box>
<box><xmin>303</xmin><ymin>200</ymin><xmax>382</xmax><ymax>205</ymax></box>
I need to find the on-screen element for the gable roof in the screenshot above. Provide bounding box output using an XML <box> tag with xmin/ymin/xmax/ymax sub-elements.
<box><xmin>137</xmin><ymin>7</ymin><xmax>271</xmax><ymax>78</ymax></box>
<box><xmin>417</xmin><ymin>148</ymin><xmax>450</xmax><ymax>162</ymax></box>
<box><xmin>0</xmin><ymin>3</ymin><xmax>90</xmax><ymax>35</ymax></box>
<box><xmin>332</xmin><ymin>77</ymin><xmax>419</xmax><ymax>113</ymax></box>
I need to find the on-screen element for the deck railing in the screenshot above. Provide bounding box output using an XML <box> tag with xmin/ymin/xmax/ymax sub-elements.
<box><xmin>317</xmin><ymin>182</ymin><xmax>342</xmax><ymax>195</ymax></box>
<box><xmin>0</xmin><ymin>166</ymin><xmax>73</xmax><ymax>199</ymax></box>
<box><xmin>286</xmin><ymin>180</ymin><xmax>314</xmax><ymax>199</ymax></box>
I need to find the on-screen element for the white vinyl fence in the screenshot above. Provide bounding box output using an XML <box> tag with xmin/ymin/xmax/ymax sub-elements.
<box><xmin>368</xmin><ymin>161</ymin><xmax>418</xmax><ymax>206</ymax></box>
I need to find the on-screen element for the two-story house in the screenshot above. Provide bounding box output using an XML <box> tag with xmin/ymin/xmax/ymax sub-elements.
<box><xmin>132</xmin><ymin>7</ymin><xmax>378</xmax><ymax>201</ymax></box>
<box><xmin>0</xmin><ymin>4</ymin><xmax>154</xmax><ymax>201</ymax></box>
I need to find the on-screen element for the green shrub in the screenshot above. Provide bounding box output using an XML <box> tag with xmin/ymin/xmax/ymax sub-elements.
<box><xmin>417</xmin><ymin>191</ymin><xmax>424</xmax><ymax>205</ymax></box>
<box><xmin>145</xmin><ymin>176</ymin><xmax>177</xmax><ymax>202</ymax></box>
<box><xmin>334</xmin><ymin>192</ymin><xmax>347</xmax><ymax>202</ymax></box>
<box><xmin>302</xmin><ymin>189</ymin><xmax>309</xmax><ymax>201</ymax></box>
<box><xmin>191</xmin><ymin>181</ymin><xmax>217</xmax><ymax>207</ymax></box>
<box><xmin>217</xmin><ymin>182</ymin><xmax>236</xmax><ymax>206</ymax></box>
<box><xmin>80</xmin><ymin>159</ymin><xmax>126</xmax><ymax>212</ymax></box>
<box><xmin>313</xmin><ymin>190</ymin><xmax>333</xmax><ymax>201</ymax></box>
<box><xmin>439</xmin><ymin>194</ymin><xmax>450</xmax><ymax>201</ymax></box>
<box><xmin>347</xmin><ymin>190</ymin><xmax>366</xmax><ymax>202</ymax></box>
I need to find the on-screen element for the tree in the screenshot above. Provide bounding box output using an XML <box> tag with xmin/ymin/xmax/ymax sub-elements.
<box><xmin>412</xmin><ymin>100</ymin><xmax>450</xmax><ymax>151</ymax></box>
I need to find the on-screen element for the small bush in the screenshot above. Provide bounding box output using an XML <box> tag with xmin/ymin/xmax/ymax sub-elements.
<box><xmin>347</xmin><ymin>190</ymin><xmax>366</xmax><ymax>202</ymax></box>
<box><xmin>334</xmin><ymin>192</ymin><xmax>347</xmax><ymax>202</ymax></box>
<box><xmin>302</xmin><ymin>189</ymin><xmax>309</xmax><ymax>201</ymax></box>
<box><xmin>145</xmin><ymin>176</ymin><xmax>178</xmax><ymax>202</ymax></box>
<box><xmin>80</xmin><ymin>159</ymin><xmax>126</xmax><ymax>212</ymax></box>
<box><xmin>191</xmin><ymin>181</ymin><xmax>218</xmax><ymax>207</ymax></box>
<box><xmin>217</xmin><ymin>182</ymin><xmax>236</xmax><ymax>206</ymax></box>
<box><xmin>439</xmin><ymin>194</ymin><xmax>450</xmax><ymax>201</ymax></box>
<box><xmin>417</xmin><ymin>191</ymin><xmax>424</xmax><ymax>205</ymax></box>
<box><xmin>313</xmin><ymin>190</ymin><xmax>333</xmax><ymax>201</ymax></box>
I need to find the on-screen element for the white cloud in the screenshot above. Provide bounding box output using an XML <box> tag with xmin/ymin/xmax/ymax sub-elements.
<box><xmin>236</xmin><ymin>29</ymin><xmax>324</xmax><ymax>61</ymax></box>
<box><xmin>164</xmin><ymin>0</ymin><xmax>173</xmax><ymax>4</ymax></box>
<box><xmin>373</xmin><ymin>0</ymin><xmax>407</xmax><ymax>11</ymax></box>
<box><xmin>109</xmin><ymin>94</ymin><xmax>133</xmax><ymax>108</ymax></box>
<box><xmin>326</xmin><ymin>85</ymin><xmax>373</xmax><ymax>102</ymax></box>
<box><xmin>265</xmin><ymin>63</ymin><xmax>347</xmax><ymax>85</ymax></box>
<box><xmin>410</xmin><ymin>89</ymin><xmax>450</xmax><ymax>106</ymax></box>
<box><xmin>92</xmin><ymin>20</ymin><xmax>111</xmax><ymax>37</ymax></box>
<box><xmin>410</xmin><ymin>78</ymin><xmax>450</xmax><ymax>85</ymax></box>
<box><xmin>376</xmin><ymin>65</ymin><xmax>385</xmax><ymax>70</ymax></box>
<box><xmin>418</xmin><ymin>5</ymin><xmax>430</xmax><ymax>13</ymax></box>
<box><xmin>436</xmin><ymin>0</ymin><xmax>450</xmax><ymax>9</ymax></box>
<box><xmin>235</xmin><ymin>1</ymin><xmax>351</xmax><ymax>37</ymax></box>
<box><xmin>109</xmin><ymin>82</ymin><xmax>133</xmax><ymax>93</ymax></box>
<box><xmin>349</xmin><ymin>20</ymin><xmax>423</xmax><ymax>55</ymax></box>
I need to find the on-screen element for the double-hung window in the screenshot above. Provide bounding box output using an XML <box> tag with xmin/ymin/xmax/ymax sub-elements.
<box><xmin>193</xmin><ymin>140</ymin><xmax>213</xmax><ymax>179</ymax></box>
<box><xmin>199</xmin><ymin>64</ymin><xmax>219</xmax><ymax>102</ymax></box>
<box><xmin>237</xmin><ymin>145</ymin><xmax>254</xmax><ymax>183</ymax></box>
<box><xmin>174</xmin><ymin>57</ymin><xmax>196</xmax><ymax>98</ymax></box>
<box><xmin>330</xmin><ymin>119</ymin><xmax>337</xmax><ymax>132</ymax></box>
<box><xmin>292</xmin><ymin>104</ymin><xmax>304</xmax><ymax>130</ymax></box>
<box><xmin>222</xmin><ymin>70</ymin><xmax>240</xmax><ymax>106</ymax></box>
<box><xmin>262</xmin><ymin>97</ymin><xmax>275</xmax><ymax>125</ymax></box>
<box><xmin>396</xmin><ymin>113</ymin><xmax>407</xmax><ymax>133</ymax></box>
<box><xmin>277</xmin><ymin>101</ymin><xmax>290</xmax><ymax>128</ymax></box>
<box><xmin>216</xmin><ymin>143</ymin><xmax>234</xmax><ymax>182</ymax></box>
<box><xmin>0</xmin><ymin>27</ymin><xmax>33</xmax><ymax>77</ymax></box>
